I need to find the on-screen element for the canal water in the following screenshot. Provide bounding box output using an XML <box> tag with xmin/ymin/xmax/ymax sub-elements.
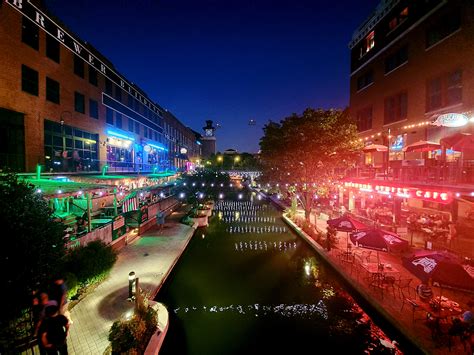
<box><xmin>156</xmin><ymin>193</ymin><xmax>414</xmax><ymax>354</ymax></box>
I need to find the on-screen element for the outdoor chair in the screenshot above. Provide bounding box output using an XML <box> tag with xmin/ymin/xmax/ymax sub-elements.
<box><xmin>394</xmin><ymin>277</ymin><xmax>413</xmax><ymax>299</ymax></box>
<box><xmin>400</xmin><ymin>287</ymin><xmax>425</xmax><ymax>323</ymax></box>
<box><xmin>448</xmin><ymin>318</ymin><xmax>471</xmax><ymax>352</ymax></box>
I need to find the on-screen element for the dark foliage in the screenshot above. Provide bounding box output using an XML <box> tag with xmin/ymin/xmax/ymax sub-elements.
<box><xmin>63</xmin><ymin>240</ymin><xmax>117</xmax><ymax>284</ymax></box>
<box><xmin>0</xmin><ymin>174</ymin><xmax>65</xmax><ymax>326</ymax></box>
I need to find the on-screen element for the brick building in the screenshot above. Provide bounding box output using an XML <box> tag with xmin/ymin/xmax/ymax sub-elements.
<box><xmin>0</xmin><ymin>0</ymin><xmax>201</xmax><ymax>173</ymax></box>
<box><xmin>344</xmin><ymin>0</ymin><xmax>474</xmax><ymax>224</ymax></box>
<box><xmin>349</xmin><ymin>0</ymin><xmax>474</xmax><ymax>168</ymax></box>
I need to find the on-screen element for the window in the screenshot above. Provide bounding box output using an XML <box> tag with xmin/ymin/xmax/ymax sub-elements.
<box><xmin>426</xmin><ymin>11</ymin><xmax>461</xmax><ymax>48</ymax></box>
<box><xmin>115</xmin><ymin>113</ymin><xmax>122</xmax><ymax>128</ymax></box>
<box><xmin>384</xmin><ymin>92</ymin><xmax>407</xmax><ymax>124</ymax></box>
<box><xmin>74</xmin><ymin>55</ymin><xmax>84</xmax><ymax>78</ymax></box>
<box><xmin>356</xmin><ymin>107</ymin><xmax>372</xmax><ymax>132</ymax></box>
<box><xmin>356</xmin><ymin>71</ymin><xmax>373</xmax><ymax>91</ymax></box>
<box><xmin>106</xmin><ymin>107</ymin><xmax>114</xmax><ymax>124</ymax></box>
<box><xmin>135</xmin><ymin>122</ymin><xmax>140</xmax><ymax>134</ymax></box>
<box><xmin>89</xmin><ymin>67</ymin><xmax>98</xmax><ymax>86</ymax></box>
<box><xmin>128</xmin><ymin>95</ymin><xmax>134</xmax><ymax>108</ymax></box>
<box><xmin>46</xmin><ymin>35</ymin><xmax>60</xmax><ymax>63</ymax></box>
<box><xmin>21</xmin><ymin>65</ymin><xmax>38</xmax><ymax>96</ymax></box>
<box><xmin>385</xmin><ymin>46</ymin><xmax>408</xmax><ymax>74</ymax></box>
<box><xmin>388</xmin><ymin>7</ymin><xmax>408</xmax><ymax>32</ymax></box>
<box><xmin>89</xmin><ymin>99</ymin><xmax>98</xmax><ymax>119</ymax></box>
<box><xmin>105</xmin><ymin>79</ymin><xmax>113</xmax><ymax>95</ymax></box>
<box><xmin>46</xmin><ymin>77</ymin><xmax>60</xmax><ymax>104</ymax></box>
<box><xmin>74</xmin><ymin>92</ymin><xmax>85</xmax><ymax>113</ymax></box>
<box><xmin>447</xmin><ymin>70</ymin><xmax>462</xmax><ymax>106</ymax></box>
<box><xmin>115</xmin><ymin>86</ymin><xmax>122</xmax><ymax>102</ymax></box>
<box><xmin>360</xmin><ymin>31</ymin><xmax>375</xmax><ymax>58</ymax></box>
<box><xmin>22</xmin><ymin>16</ymin><xmax>39</xmax><ymax>50</ymax></box>
<box><xmin>426</xmin><ymin>69</ymin><xmax>462</xmax><ymax>112</ymax></box>
<box><xmin>128</xmin><ymin>118</ymin><xmax>134</xmax><ymax>132</ymax></box>
<box><xmin>144</xmin><ymin>126</ymin><xmax>148</xmax><ymax>138</ymax></box>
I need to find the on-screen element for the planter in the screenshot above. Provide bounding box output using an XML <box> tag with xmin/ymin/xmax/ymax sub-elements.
<box><xmin>190</xmin><ymin>215</ymin><xmax>208</xmax><ymax>227</ymax></box>
<box><xmin>144</xmin><ymin>302</ymin><xmax>169</xmax><ymax>355</ymax></box>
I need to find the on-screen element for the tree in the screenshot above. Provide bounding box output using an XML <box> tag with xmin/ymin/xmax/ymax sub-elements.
<box><xmin>259</xmin><ymin>108</ymin><xmax>362</xmax><ymax>221</ymax></box>
<box><xmin>0</xmin><ymin>174</ymin><xmax>65</xmax><ymax>328</ymax></box>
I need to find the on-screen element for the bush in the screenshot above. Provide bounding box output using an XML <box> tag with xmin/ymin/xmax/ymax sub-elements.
<box><xmin>63</xmin><ymin>241</ymin><xmax>117</xmax><ymax>284</ymax></box>
<box><xmin>109</xmin><ymin>296</ymin><xmax>158</xmax><ymax>354</ymax></box>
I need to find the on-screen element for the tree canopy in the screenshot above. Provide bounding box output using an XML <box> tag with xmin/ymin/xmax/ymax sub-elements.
<box><xmin>0</xmin><ymin>174</ymin><xmax>65</xmax><ymax>326</ymax></box>
<box><xmin>259</xmin><ymin>108</ymin><xmax>362</xmax><ymax>219</ymax></box>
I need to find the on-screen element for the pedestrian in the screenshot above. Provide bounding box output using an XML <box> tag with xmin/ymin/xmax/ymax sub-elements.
<box><xmin>447</xmin><ymin>222</ymin><xmax>457</xmax><ymax>248</ymax></box>
<box><xmin>50</xmin><ymin>276</ymin><xmax>72</xmax><ymax>325</ymax></box>
<box><xmin>416</xmin><ymin>281</ymin><xmax>433</xmax><ymax>302</ymax></box>
<box><xmin>40</xmin><ymin>305</ymin><xmax>69</xmax><ymax>355</ymax></box>
<box><xmin>156</xmin><ymin>210</ymin><xmax>165</xmax><ymax>234</ymax></box>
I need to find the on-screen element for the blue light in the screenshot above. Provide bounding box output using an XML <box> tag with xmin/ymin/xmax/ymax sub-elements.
<box><xmin>148</xmin><ymin>143</ymin><xmax>168</xmax><ymax>152</ymax></box>
<box><xmin>107</xmin><ymin>130</ymin><xmax>135</xmax><ymax>141</ymax></box>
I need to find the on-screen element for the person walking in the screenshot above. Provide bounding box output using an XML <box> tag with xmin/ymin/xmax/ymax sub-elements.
<box><xmin>40</xmin><ymin>305</ymin><xmax>69</xmax><ymax>355</ymax></box>
<box><xmin>156</xmin><ymin>210</ymin><xmax>165</xmax><ymax>234</ymax></box>
<box><xmin>50</xmin><ymin>276</ymin><xmax>72</xmax><ymax>324</ymax></box>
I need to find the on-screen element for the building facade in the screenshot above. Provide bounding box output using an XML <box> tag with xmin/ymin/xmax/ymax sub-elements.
<box><xmin>350</xmin><ymin>0</ymin><xmax>474</xmax><ymax>167</ymax></box>
<box><xmin>346</xmin><ymin>0</ymin><xmax>474</xmax><ymax>222</ymax></box>
<box><xmin>0</xmin><ymin>0</ymin><xmax>200</xmax><ymax>173</ymax></box>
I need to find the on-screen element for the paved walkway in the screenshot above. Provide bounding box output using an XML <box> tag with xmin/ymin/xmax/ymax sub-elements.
<box><xmin>67</xmin><ymin>210</ymin><xmax>195</xmax><ymax>355</ymax></box>
<box><xmin>268</xmin><ymin>195</ymin><xmax>474</xmax><ymax>354</ymax></box>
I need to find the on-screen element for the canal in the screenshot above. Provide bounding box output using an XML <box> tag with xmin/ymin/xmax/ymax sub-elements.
<box><xmin>156</xmin><ymin>193</ymin><xmax>414</xmax><ymax>354</ymax></box>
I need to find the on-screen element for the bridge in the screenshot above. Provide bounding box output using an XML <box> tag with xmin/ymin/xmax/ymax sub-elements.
<box><xmin>223</xmin><ymin>170</ymin><xmax>262</xmax><ymax>181</ymax></box>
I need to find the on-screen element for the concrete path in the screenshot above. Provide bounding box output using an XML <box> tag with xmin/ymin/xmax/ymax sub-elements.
<box><xmin>67</xmin><ymin>212</ymin><xmax>195</xmax><ymax>355</ymax></box>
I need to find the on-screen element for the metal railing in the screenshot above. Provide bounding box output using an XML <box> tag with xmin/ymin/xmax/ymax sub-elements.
<box><xmin>346</xmin><ymin>160</ymin><xmax>474</xmax><ymax>185</ymax></box>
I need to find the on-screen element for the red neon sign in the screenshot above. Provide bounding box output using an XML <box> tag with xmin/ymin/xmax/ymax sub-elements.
<box><xmin>344</xmin><ymin>181</ymin><xmax>453</xmax><ymax>204</ymax></box>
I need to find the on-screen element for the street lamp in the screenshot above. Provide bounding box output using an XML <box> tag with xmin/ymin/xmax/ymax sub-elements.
<box><xmin>128</xmin><ymin>271</ymin><xmax>136</xmax><ymax>301</ymax></box>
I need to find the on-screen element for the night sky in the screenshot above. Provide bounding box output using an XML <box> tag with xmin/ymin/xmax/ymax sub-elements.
<box><xmin>44</xmin><ymin>0</ymin><xmax>379</xmax><ymax>153</ymax></box>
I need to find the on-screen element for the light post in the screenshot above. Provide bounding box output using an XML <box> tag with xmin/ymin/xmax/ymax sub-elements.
<box><xmin>128</xmin><ymin>271</ymin><xmax>136</xmax><ymax>301</ymax></box>
<box><xmin>233</xmin><ymin>155</ymin><xmax>240</xmax><ymax>169</ymax></box>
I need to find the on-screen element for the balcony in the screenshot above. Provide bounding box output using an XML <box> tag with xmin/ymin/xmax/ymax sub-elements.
<box><xmin>346</xmin><ymin>159</ymin><xmax>474</xmax><ymax>187</ymax></box>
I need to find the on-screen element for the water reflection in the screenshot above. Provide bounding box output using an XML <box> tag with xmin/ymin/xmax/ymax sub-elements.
<box><xmin>158</xmin><ymin>195</ymin><xmax>405</xmax><ymax>354</ymax></box>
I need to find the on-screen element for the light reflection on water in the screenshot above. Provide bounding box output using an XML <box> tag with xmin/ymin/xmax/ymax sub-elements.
<box><xmin>173</xmin><ymin>301</ymin><xmax>329</xmax><ymax>319</ymax></box>
<box><xmin>158</xmin><ymin>197</ymin><xmax>407</xmax><ymax>355</ymax></box>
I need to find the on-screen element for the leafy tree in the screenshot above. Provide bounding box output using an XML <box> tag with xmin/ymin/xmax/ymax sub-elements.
<box><xmin>259</xmin><ymin>108</ymin><xmax>362</xmax><ymax>221</ymax></box>
<box><xmin>0</xmin><ymin>174</ymin><xmax>65</xmax><ymax>328</ymax></box>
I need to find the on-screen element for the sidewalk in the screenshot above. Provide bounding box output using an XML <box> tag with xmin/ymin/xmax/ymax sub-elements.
<box><xmin>268</xmin><ymin>195</ymin><xmax>473</xmax><ymax>354</ymax></box>
<box><xmin>67</xmin><ymin>209</ymin><xmax>195</xmax><ymax>354</ymax></box>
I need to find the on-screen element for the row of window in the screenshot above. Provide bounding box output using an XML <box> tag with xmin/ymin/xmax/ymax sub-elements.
<box><xmin>21</xmin><ymin>16</ymin><xmax>194</xmax><ymax>152</ymax></box>
<box><xmin>358</xmin><ymin>6</ymin><xmax>460</xmax><ymax>61</ymax></box>
<box><xmin>356</xmin><ymin>68</ymin><xmax>462</xmax><ymax>131</ymax></box>
<box><xmin>22</xmin><ymin>16</ymin><xmax>164</xmax><ymax>130</ymax></box>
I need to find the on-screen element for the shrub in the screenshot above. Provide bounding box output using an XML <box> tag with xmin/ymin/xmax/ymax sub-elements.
<box><xmin>63</xmin><ymin>241</ymin><xmax>117</xmax><ymax>284</ymax></box>
<box><xmin>109</xmin><ymin>294</ymin><xmax>158</xmax><ymax>354</ymax></box>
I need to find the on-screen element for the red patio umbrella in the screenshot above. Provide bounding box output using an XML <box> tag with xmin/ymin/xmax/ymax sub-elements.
<box><xmin>402</xmin><ymin>140</ymin><xmax>441</xmax><ymax>153</ymax></box>
<box><xmin>440</xmin><ymin>132</ymin><xmax>474</xmax><ymax>152</ymax></box>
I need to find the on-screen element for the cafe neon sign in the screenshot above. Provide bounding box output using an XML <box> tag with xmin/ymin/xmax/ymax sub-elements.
<box><xmin>344</xmin><ymin>182</ymin><xmax>453</xmax><ymax>204</ymax></box>
<box><xmin>432</xmin><ymin>113</ymin><xmax>469</xmax><ymax>128</ymax></box>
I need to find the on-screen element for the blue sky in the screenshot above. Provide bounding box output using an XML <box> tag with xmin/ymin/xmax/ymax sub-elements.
<box><xmin>45</xmin><ymin>0</ymin><xmax>379</xmax><ymax>152</ymax></box>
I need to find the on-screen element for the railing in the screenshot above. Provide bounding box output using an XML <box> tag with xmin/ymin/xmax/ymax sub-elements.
<box><xmin>45</xmin><ymin>158</ymin><xmax>176</xmax><ymax>174</ymax></box>
<box><xmin>346</xmin><ymin>160</ymin><xmax>474</xmax><ymax>185</ymax></box>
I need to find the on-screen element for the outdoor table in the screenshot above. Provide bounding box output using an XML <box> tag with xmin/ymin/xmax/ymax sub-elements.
<box><xmin>418</xmin><ymin>297</ymin><xmax>462</xmax><ymax>338</ymax></box>
<box><xmin>362</xmin><ymin>262</ymin><xmax>399</xmax><ymax>277</ymax></box>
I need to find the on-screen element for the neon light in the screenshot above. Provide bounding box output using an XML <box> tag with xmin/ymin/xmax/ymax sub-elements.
<box><xmin>107</xmin><ymin>130</ymin><xmax>135</xmax><ymax>141</ymax></box>
<box><xmin>148</xmin><ymin>143</ymin><xmax>168</xmax><ymax>151</ymax></box>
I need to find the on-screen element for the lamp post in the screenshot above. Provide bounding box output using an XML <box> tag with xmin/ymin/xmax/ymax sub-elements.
<box><xmin>128</xmin><ymin>271</ymin><xmax>136</xmax><ymax>301</ymax></box>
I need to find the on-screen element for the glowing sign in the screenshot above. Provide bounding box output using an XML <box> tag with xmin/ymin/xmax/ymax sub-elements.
<box><xmin>344</xmin><ymin>181</ymin><xmax>452</xmax><ymax>203</ymax></box>
<box><xmin>107</xmin><ymin>130</ymin><xmax>135</xmax><ymax>141</ymax></box>
<box><xmin>432</xmin><ymin>113</ymin><xmax>469</xmax><ymax>128</ymax></box>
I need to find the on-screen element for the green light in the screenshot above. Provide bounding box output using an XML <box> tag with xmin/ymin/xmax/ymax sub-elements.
<box><xmin>36</xmin><ymin>164</ymin><xmax>42</xmax><ymax>180</ymax></box>
<box><xmin>102</xmin><ymin>165</ymin><xmax>109</xmax><ymax>176</ymax></box>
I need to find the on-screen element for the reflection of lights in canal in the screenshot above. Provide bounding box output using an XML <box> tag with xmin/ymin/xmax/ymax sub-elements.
<box><xmin>173</xmin><ymin>301</ymin><xmax>328</xmax><ymax>320</ymax></box>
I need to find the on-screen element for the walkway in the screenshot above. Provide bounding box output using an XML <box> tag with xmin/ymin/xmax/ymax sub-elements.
<box><xmin>67</xmin><ymin>209</ymin><xmax>195</xmax><ymax>354</ymax></box>
<box><xmin>268</xmin><ymin>194</ymin><xmax>473</xmax><ymax>354</ymax></box>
